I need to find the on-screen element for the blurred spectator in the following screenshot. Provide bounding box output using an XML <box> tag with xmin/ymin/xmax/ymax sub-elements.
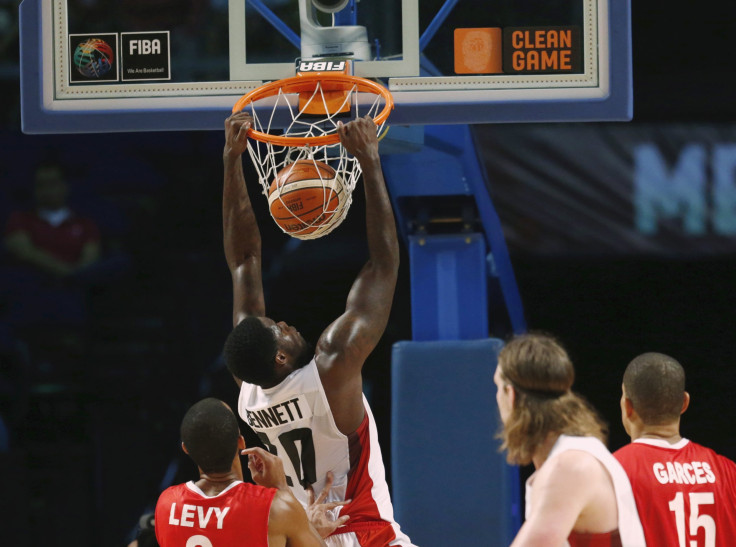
<box><xmin>0</xmin><ymin>160</ymin><xmax>126</xmax><ymax>382</ymax></box>
<box><xmin>5</xmin><ymin>162</ymin><xmax>101</xmax><ymax>279</ymax></box>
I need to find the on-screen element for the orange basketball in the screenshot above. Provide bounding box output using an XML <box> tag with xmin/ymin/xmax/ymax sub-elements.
<box><xmin>268</xmin><ymin>159</ymin><xmax>346</xmax><ymax>239</ymax></box>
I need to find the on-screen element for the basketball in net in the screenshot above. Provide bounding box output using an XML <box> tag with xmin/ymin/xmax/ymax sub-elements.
<box><xmin>268</xmin><ymin>159</ymin><xmax>347</xmax><ymax>238</ymax></box>
<box><xmin>232</xmin><ymin>67</ymin><xmax>393</xmax><ymax>240</ymax></box>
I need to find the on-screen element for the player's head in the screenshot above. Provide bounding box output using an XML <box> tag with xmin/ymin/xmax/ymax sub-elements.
<box><xmin>180</xmin><ymin>398</ymin><xmax>241</xmax><ymax>474</ymax></box>
<box><xmin>621</xmin><ymin>352</ymin><xmax>688</xmax><ymax>434</ymax></box>
<box><xmin>494</xmin><ymin>333</ymin><xmax>607</xmax><ymax>465</ymax></box>
<box><xmin>34</xmin><ymin>162</ymin><xmax>68</xmax><ymax>210</ymax></box>
<box><xmin>224</xmin><ymin>316</ymin><xmax>312</xmax><ymax>387</ymax></box>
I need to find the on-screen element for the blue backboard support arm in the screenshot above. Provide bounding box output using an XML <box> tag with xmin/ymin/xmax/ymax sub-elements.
<box><xmin>381</xmin><ymin>124</ymin><xmax>527</xmax><ymax>336</ymax></box>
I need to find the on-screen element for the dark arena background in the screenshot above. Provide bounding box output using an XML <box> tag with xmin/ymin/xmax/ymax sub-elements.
<box><xmin>2</xmin><ymin>1</ymin><xmax>736</xmax><ymax>545</ymax></box>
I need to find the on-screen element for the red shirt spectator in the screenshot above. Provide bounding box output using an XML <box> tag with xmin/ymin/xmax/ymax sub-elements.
<box><xmin>5</xmin><ymin>210</ymin><xmax>100</xmax><ymax>265</ymax></box>
<box><xmin>4</xmin><ymin>163</ymin><xmax>101</xmax><ymax>277</ymax></box>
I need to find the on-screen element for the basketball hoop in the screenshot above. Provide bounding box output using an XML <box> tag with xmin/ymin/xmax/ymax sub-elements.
<box><xmin>232</xmin><ymin>72</ymin><xmax>394</xmax><ymax>240</ymax></box>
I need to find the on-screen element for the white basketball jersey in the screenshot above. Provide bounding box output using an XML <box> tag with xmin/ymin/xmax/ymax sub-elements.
<box><xmin>525</xmin><ymin>435</ymin><xmax>646</xmax><ymax>547</ymax></box>
<box><xmin>237</xmin><ymin>358</ymin><xmax>414</xmax><ymax>547</ymax></box>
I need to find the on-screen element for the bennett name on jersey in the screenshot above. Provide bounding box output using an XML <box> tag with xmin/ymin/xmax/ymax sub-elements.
<box><xmin>244</xmin><ymin>396</ymin><xmax>310</xmax><ymax>430</ymax></box>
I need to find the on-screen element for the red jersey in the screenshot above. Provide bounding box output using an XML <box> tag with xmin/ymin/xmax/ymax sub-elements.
<box><xmin>614</xmin><ymin>438</ymin><xmax>736</xmax><ymax>547</ymax></box>
<box><xmin>568</xmin><ymin>530</ymin><xmax>621</xmax><ymax>547</ymax></box>
<box><xmin>5</xmin><ymin>210</ymin><xmax>100</xmax><ymax>264</ymax></box>
<box><xmin>155</xmin><ymin>481</ymin><xmax>275</xmax><ymax>547</ymax></box>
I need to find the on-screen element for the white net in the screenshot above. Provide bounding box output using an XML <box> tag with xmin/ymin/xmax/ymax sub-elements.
<box><xmin>243</xmin><ymin>79</ymin><xmax>389</xmax><ymax>239</ymax></box>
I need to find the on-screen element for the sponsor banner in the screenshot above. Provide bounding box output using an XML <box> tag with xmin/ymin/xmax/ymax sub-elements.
<box><xmin>503</xmin><ymin>26</ymin><xmax>582</xmax><ymax>74</ymax></box>
<box><xmin>474</xmin><ymin>124</ymin><xmax>736</xmax><ymax>256</ymax></box>
<box><xmin>453</xmin><ymin>25</ymin><xmax>582</xmax><ymax>75</ymax></box>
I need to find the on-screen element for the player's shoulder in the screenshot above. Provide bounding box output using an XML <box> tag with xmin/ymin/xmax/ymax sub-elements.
<box><xmin>159</xmin><ymin>482</ymin><xmax>188</xmax><ymax>495</ymax></box>
<box><xmin>686</xmin><ymin>439</ymin><xmax>724</xmax><ymax>455</ymax></box>
<box><xmin>613</xmin><ymin>441</ymin><xmax>639</xmax><ymax>460</ymax></box>
<box><xmin>708</xmin><ymin>447</ymin><xmax>736</xmax><ymax>475</ymax></box>
<box><xmin>155</xmin><ymin>482</ymin><xmax>189</xmax><ymax>517</ymax></box>
<box><xmin>268</xmin><ymin>489</ymin><xmax>307</xmax><ymax>525</ymax></box>
<box><xmin>540</xmin><ymin>446</ymin><xmax>606</xmax><ymax>484</ymax></box>
<box><xmin>156</xmin><ymin>482</ymin><xmax>189</xmax><ymax>501</ymax></box>
<box><xmin>236</xmin><ymin>481</ymin><xmax>278</xmax><ymax>501</ymax></box>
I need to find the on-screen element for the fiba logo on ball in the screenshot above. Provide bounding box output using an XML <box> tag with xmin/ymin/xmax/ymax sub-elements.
<box><xmin>73</xmin><ymin>38</ymin><xmax>114</xmax><ymax>78</ymax></box>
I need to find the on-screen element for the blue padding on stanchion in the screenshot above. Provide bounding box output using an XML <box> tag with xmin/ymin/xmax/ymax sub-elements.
<box><xmin>391</xmin><ymin>339</ymin><xmax>520</xmax><ymax>547</ymax></box>
<box><xmin>408</xmin><ymin>234</ymin><xmax>488</xmax><ymax>341</ymax></box>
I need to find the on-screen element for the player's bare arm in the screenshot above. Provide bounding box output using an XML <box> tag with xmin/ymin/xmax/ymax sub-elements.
<box><xmin>315</xmin><ymin>116</ymin><xmax>400</xmax><ymax>434</ymax></box>
<box><xmin>246</xmin><ymin>447</ymin><xmax>340</xmax><ymax>546</ymax></box>
<box><xmin>512</xmin><ymin>451</ymin><xmax>617</xmax><ymax>546</ymax></box>
<box><xmin>223</xmin><ymin>112</ymin><xmax>266</xmax><ymax>360</ymax></box>
<box><xmin>244</xmin><ymin>447</ymin><xmax>349</xmax><ymax>539</ymax></box>
<box><xmin>267</xmin><ymin>490</ymin><xmax>328</xmax><ymax>547</ymax></box>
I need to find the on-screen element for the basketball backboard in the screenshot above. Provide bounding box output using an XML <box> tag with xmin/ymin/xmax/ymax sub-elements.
<box><xmin>20</xmin><ymin>0</ymin><xmax>632</xmax><ymax>134</ymax></box>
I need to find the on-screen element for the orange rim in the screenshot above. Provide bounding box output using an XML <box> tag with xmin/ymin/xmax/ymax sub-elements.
<box><xmin>232</xmin><ymin>73</ymin><xmax>394</xmax><ymax>147</ymax></box>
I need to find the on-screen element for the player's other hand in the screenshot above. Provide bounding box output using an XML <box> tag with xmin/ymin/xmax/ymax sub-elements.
<box><xmin>337</xmin><ymin>115</ymin><xmax>379</xmax><ymax>164</ymax></box>
<box><xmin>242</xmin><ymin>446</ymin><xmax>289</xmax><ymax>491</ymax></box>
<box><xmin>306</xmin><ymin>471</ymin><xmax>350</xmax><ymax>538</ymax></box>
<box><xmin>224</xmin><ymin>111</ymin><xmax>252</xmax><ymax>159</ymax></box>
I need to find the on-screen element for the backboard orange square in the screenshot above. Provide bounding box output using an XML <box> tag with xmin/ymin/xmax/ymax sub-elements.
<box><xmin>454</xmin><ymin>28</ymin><xmax>503</xmax><ymax>74</ymax></box>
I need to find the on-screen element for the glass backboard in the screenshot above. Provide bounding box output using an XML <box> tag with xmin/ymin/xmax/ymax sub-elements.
<box><xmin>20</xmin><ymin>0</ymin><xmax>631</xmax><ymax>133</ymax></box>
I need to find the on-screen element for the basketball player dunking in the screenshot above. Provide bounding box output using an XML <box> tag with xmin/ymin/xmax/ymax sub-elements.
<box><xmin>221</xmin><ymin>111</ymin><xmax>414</xmax><ymax>547</ymax></box>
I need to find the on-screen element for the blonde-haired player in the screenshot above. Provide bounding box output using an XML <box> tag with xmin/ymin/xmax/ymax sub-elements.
<box><xmin>493</xmin><ymin>333</ymin><xmax>646</xmax><ymax>546</ymax></box>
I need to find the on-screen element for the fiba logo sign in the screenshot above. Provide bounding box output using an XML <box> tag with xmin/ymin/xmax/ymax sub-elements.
<box><xmin>73</xmin><ymin>38</ymin><xmax>114</xmax><ymax>78</ymax></box>
<box><xmin>121</xmin><ymin>32</ymin><xmax>171</xmax><ymax>81</ymax></box>
<box><xmin>129</xmin><ymin>39</ymin><xmax>162</xmax><ymax>55</ymax></box>
<box><xmin>69</xmin><ymin>33</ymin><xmax>119</xmax><ymax>83</ymax></box>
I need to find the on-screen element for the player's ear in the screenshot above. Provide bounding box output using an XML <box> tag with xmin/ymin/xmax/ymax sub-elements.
<box><xmin>238</xmin><ymin>435</ymin><xmax>246</xmax><ymax>450</ymax></box>
<box><xmin>181</xmin><ymin>441</ymin><xmax>189</xmax><ymax>455</ymax></box>
<box><xmin>681</xmin><ymin>392</ymin><xmax>690</xmax><ymax>415</ymax></box>
<box><xmin>623</xmin><ymin>396</ymin><xmax>635</xmax><ymax>418</ymax></box>
<box><xmin>507</xmin><ymin>384</ymin><xmax>516</xmax><ymax>408</ymax></box>
<box><xmin>275</xmin><ymin>350</ymin><xmax>288</xmax><ymax>367</ymax></box>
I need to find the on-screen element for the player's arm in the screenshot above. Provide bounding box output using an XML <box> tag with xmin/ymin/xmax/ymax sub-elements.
<box><xmin>315</xmin><ymin>116</ymin><xmax>399</xmax><ymax>431</ymax></box>
<box><xmin>245</xmin><ymin>448</ymin><xmax>332</xmax><ymax>546</ymax></box>
<box><xmin>222</xmin><ymin>112</ymin><xmax>266</xmax><ymax>329</ymax></box>
<box><xmin>511</xmin><ymin>452</ymin><xmax>596</xmax><ymax>547</ymax></box>
<box><xmin>244</xmin><ymin>447</ymin><xmax>349</xmax><ymax>539</ymax></box>
<box><xmin>268</xmin><ymin>490</ymin><xmax>328</xmax><ymax>547</ymax></box>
